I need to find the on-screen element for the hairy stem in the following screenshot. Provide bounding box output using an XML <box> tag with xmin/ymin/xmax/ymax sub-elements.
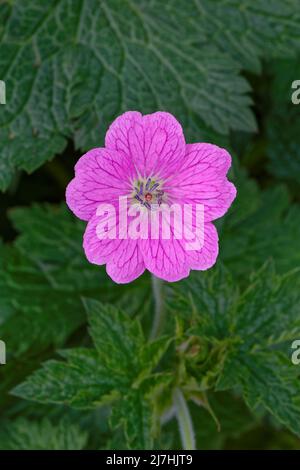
<box><xmin>149</xmin><ymin>275</ymin><xmax>165</xmax><ymax>340</ymax></box>
<box><xmin>173</xmin><ymin>388</ymin><xmax>196</xmax><ymax>450</ymax></box>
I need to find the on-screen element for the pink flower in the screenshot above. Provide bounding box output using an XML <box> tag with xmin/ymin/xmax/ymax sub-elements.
<box><xmin>66</xmin><ymin>111</ymin><xmax>236</xmax><ymax>284</ymax></box>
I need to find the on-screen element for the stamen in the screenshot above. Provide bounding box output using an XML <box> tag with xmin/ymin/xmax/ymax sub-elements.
<box><xmin>150</xmin><ymin>182</ymin><xmax>159</xmax><ymax>192</ymax></box>
<box><xmin>133</xmin><ymin>177</ymin><xmax>165</xmax><ymax>210</ymax></box>
<box><xmin>134</xmin><ymin>194</ymin><xmax>143</xmax><ymax>203</ymax></box>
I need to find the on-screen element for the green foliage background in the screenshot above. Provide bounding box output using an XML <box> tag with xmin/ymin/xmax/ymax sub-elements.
<box><xmin>0</xmin><ymin>0</ymin><xmax>300</xmax><ymax>450</ymax></box>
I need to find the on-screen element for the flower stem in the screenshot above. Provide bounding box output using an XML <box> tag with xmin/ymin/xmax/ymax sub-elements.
<box><xmin>149</xmin><ymin>275</ymin><xmax>165</xmax><ymax>340</ymax></box>
<box><xmin>173</xmin><ymin>388</ymin><xmax>196</xmax><ymax>450</ymax></box>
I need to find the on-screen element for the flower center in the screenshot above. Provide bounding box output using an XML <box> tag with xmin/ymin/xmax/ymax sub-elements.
<box><xmin>133</xmin><ymin>177</ymin><xmax>165</xmax><ymax>210</ymax></box>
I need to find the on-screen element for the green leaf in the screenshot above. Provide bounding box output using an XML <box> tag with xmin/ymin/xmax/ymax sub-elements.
<box><xmin>170</xmin><ymin>262</ymin><xmax>300</xmax><ymax>436</ymax></box>
<box><xmin>110</xmin><ymin>389</ymin><xmax>153</xmax><ymax>450</ymax></box>
<box><xmin>220</xmin><ymin>174</ymin><xmax>300</xmax><ymax>276</ymax></box>
<box><xmin>0</xmin><ymin>204</ymin><xmax>152</xmax><ymax>357</ymax></box>
<box><xmin>13</xmin><ymin>348</ymin><xmax>121</xmax><ymax>409</ymax></box>
<box><xmin>85</xmin><ymin>299</ymin><xmax>144</xmax><ymax>375</ymax></box>
<box><xmin>216</xmin><ymin>264</ymin><xmax>300</xmax><ymax>436</ymax></box>
<box><xmin>13</xmin><ymin>301</ymin><xmax>171</xmax><ymax>449</ymax></box>
<box><xmin>0</xmin><ymin>205</ymin><xmax>116</xmax><ymax>357</ymax></box>
<box><xmin>190</xmin><ymin>392</ymin><xmax>256</xmax><ymax>450</ymax></box>
<box><xmin>3</xmin><ymin>0</ymin><xmax>300</xmax><ymax>187</ymax></box>
<box><xmin>0</xmin><ymin>203</ymin><xmax>152</xmax><ymax>415</ymax></box>
<box><xmin>168</xmin><ymin>263</ymin><xmax>238</xmax><ymax>340</ymax></box>
<box><xmin>139</xmin><ymin>336</ymin><xmax>173</xmax><ymax>379</ymax></box>
<box><xmin>233</xmin><ymin>263</ymin><xmax>300</xmax><ymax>346</ymax></box>
<box><xmin>0</xmin><ymin>418</ymin><xmax>88</xmax><ymax>450</ymax></box>
<box><xmin>217</xmin><ymin>352</ymin><xmax>300</xmax><ymax>437</ymax></box>
<box><xmin>195</xmin><ymin>0</ymin><xmax>300</xmax><ymax>73</ymax></box>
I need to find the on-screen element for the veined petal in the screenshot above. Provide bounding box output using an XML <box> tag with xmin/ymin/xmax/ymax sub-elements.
<box><xmin>105</xmin><ymin>111</ymin><xmax>186</xmax><ymax>180</ymax></box>
<box><xmin>83</xmin><ymin>209</ymin><xmax>145</xmax><ymax>284</ymax></box>
<box><xmin>66</xmin><ymin>147</ymin><xmax>135</xmax><ymax>221</ymax></box>
<box><xmin>139</xmin><ymin>236</ymin><xmax>190</xmax><ymax>282</ymax></box>
<box><xmin>139</xmin><ymin>211</ymin><xmax>218</xmax><ymax>281</ymax></box>
<box><xmin>166</xmin><ymin>143</ymin><xmax>237</xmax><ymax>221</ymax></box>
<box><xmin>186</xmin><ymin>222</ymin><xmax>219</xmax><ymax>270</ymax></box>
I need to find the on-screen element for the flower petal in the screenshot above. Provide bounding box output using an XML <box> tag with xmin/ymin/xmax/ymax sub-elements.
<box><xmin>139</xmin><ymin>236</ymin><xmax>190</xmax><ymax>282</ymax></box>
<box><xmin>106</xmin><ymin>239</ymin><xmax>145</xmax><ymax>284</ymax></box>
<box><xmin>186</xmin><ymin>222</ymin><xmax>219</xmax><ymax>270</ymax></box>
<box><xmin>139</xmin><ymin>213</ymin><xmax>218</xmax><ymax>281</ymax></box>
<box><xmin>66</xmin><ymin>147</ymin><xmax>135</xmax><ymax>221</ymax></box>
<box><xmin>167</xmin><ymin>143</ymin><xmax>237</xmax><ymax>221</ymax></box>
<box><xmin>105</xmin><ymin>111</ymin><xmax>186</xmax><ymax>180</ymax></box>
<box><xmin>83</xmin><ymin>211</ymin><xmax>145</xmax><ymax>284</ymax></box>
